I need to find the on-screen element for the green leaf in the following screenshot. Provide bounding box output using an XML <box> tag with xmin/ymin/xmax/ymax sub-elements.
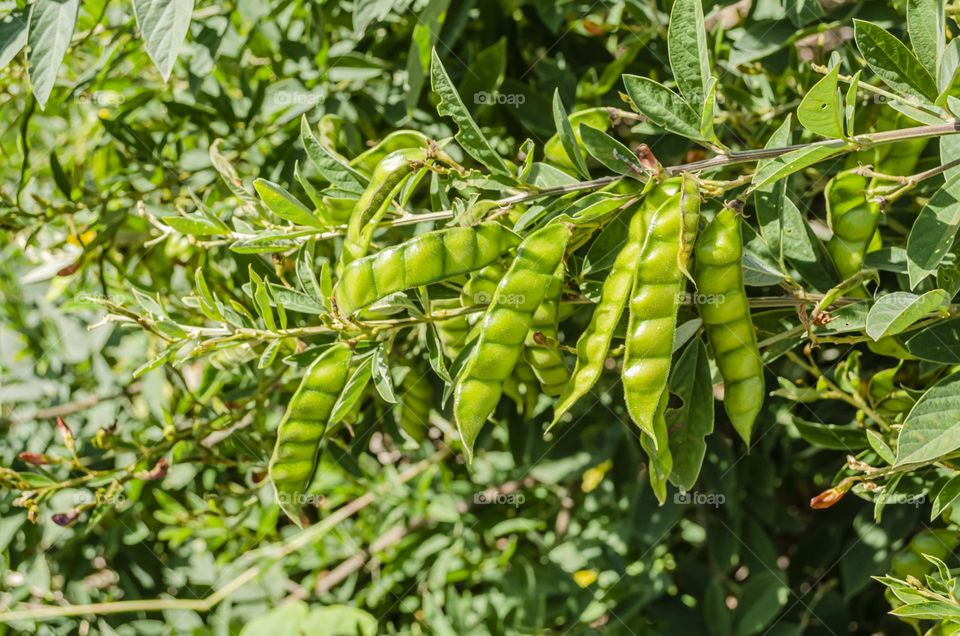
<box><xmin>0</xmin><ymin>11</ymin><xmax>28</xmax><ymax>70</ymax></box>
<box><xmin>27</xmin><ymin>0</ymin><xmax>80</xmax><ymax>109</ymax></box>
<box><xmin>931</xmin><ymin>474</ymin><xmax>960</xmax><ymax>520</ymax></box>
<box><xmin>907</xmin><ymin>0</ymin><xmax>945</xmax><ymax>81</ymax></box>
<box><xmin>896</xmin><ymin>371</ymin><xmax>960</xmax><ymax>465</ymax></box>
<box><xmin>785</xmin><ymin>0</ymin><xmax>823</xmax><ymax>27</ymax></box>
<box><xmin>257</xmin><ymin>340</ymin><xmax>282</xmax><ymax>369</ymax></box>
<box><xmin>208</xmin><ymin>139</ymin><xmax>259</xmax><ymax>212</ymax></box>
<box><xmin>267</xmin><ymin>284</ymin><xmax>326</xmax><ymax>315</ymax></box>
<box><xmin>667</xmin><ymin>0</ymin><xmax>710</xmax><ymax>106</ymax></box>
<box><xmin>780</xmin><ymin>197</ymin><xmax>838</xmax><ymax>292</ymax></box>
<box><xmin>865</xmin><ymin>290</ymin><xmax>949</xmax><ymax>340</ymax></box>
<box><xmin>906</xmin><ymin>171</ymin><xmax>960</xmax><ymax>288</ymax></box>
<box><xmin>430</xmin><ymin>49</ymin><xmax>510</xmax><ymax>176</ymax></box>
<box><xmin>941</xmin><ymin>134</ymin><xmax>960</xmax><ymax>183</ymax></box>
<box><xmin>792</xmin><ymin>419</ymin><xmax>868</xmax><ymax>451</ymax></box>
<box><xmin>700</xmin><ymin>76</ymin><xmax>718</xmax><ymax>143</ymax></box>
<box><xmin>622</xmin><ymin>74</ymin><xmax>703</xmax><ymax>141</ymax></box>
<box><xmin>867</xmin><ymin>429</ymin><xmax>896</xmax><ymax>465</ymax></box>
<box><xmin>890</xmin><ymin>600</ymin><xmax>960</xmax><ymax>620</ymax></box>
<box><xmin>939</xmin><ymin>38</ymin><xmax>960</xmax><ymax>95</ymax></box>
<box><xmin>300</xmin><ymin>115</ymin><xmax>367</xmax><ymax>195</ymax></box>
<box><xmin>194</xmin><ymin>269</ymin><xmax>222</xmax><ymax>321</ymax></box>
<box><xmin>250</xmin><ymin>268</ymin><xmax>277</xmax><ymax>331</ymax></box>
<box><xmin>733</xmin><ymin>572</ymin><xmax>789</xmax><ymax>636</ymax></box>
<box><xmin>371</xmin><ymin>346</ymin><xmax>397</xmax><ymax>404</ymax></box>
<box><xmin>797</xmin><ymin>64</ymin><xmax>844</xmax><ymax>139</ymax></box>
<box><xmin>132</xmin><ymin>0</ymin><xmax>194</xmax><ymax>82</ymax></box>
<box><xmin>253</xmin><ymin>178</ymin><xmax>323</xmax><ymax>228</ymax></box>
<box><xmin>844</xmin><ymin>70</ymin><xmax>860</xmax><ymax>135</ymax></box>
<box><xmin>405</xmin><ymin>0</ymin><xmax>451</xmax><ymax>115</ymax></box>
<box><xmin>667</xmin><ymin>338</ymin><xmax>714</xmax><ymax>491</ymax></box>
<box><xmin>753</xmin><ymin>116</ymin><xmax>793</xmax><ymax>264</ymax></box>
<box><xmin>162</xmin><ymin>215</ymin><xmax>226</xmax><ymax>236</ymax></box>
<box><xmin>353</xmin><ymin>0</ymin><xmax>394</xmax><ymax>37</ymax></box>
<box><xmin>49</xmin><ymin>151</ymin><xmax>72</xmax><ymax>201</ymax></box>
<box><xmin>459</xmin><ymin>37</ymin><xmax>507</xmax><ymax>117</ymax></box>
<box><xmin>854</xmin><ymin>19</ymin><xmax>939</xmax><ymax>102</ymax></box>
<box><xmin>748</xmin><ymin>141</ymin><xmax>848</xmax><ymax>193</ymax></box>
<box><xmin>905</xmin><ymin>316</ymin><xmax>960</xmax><ymax>362</ymax></box>
<box><xmin>552</xmin><ymin>90</ymin><xmax>590</xmax><ymax>179</ymax></box>
<box><xmin>578</xmin><ymin>125</ymin><xmax>648</xmax><ymax>180</ymax></box>
<box><xmin>330</xmin><ymin>357</ymin><xmax>372</xmax><ymax>425</ymax></box>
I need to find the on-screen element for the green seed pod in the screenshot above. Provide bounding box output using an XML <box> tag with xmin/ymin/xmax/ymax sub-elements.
<box><xmin>622</xmin><ymin>177</ymin><xmax>690</xmax><ymax>443</ymax></box>
<box><xmin>694</xmin><ymin>208</ymin><xmax>764</xmax><ymax>444</ymax></box>
<box><xmin>269</xmin><ymin>343</ymin><xmax>353</xmax><ymax>526</ymax></box>
<box><xmin>432</xmin><ymin>297</ymin><xmax>471</xmax><ymax>361</ymax></box>
<box><xmin>461</xmin><ymin>261</ymin><xmax>506</xmax><ymax>308</ymax></box>
<box><xmin>908</xmin><ymin>529</ymin><xmax>959</xmax><ymax>561</ymax></box>
<box><xmin>523</xmin><ymin>264</ymin><xmax>571</xmax><ymax>396</ymax></box>
<box><xmin>350</xmin><ymin>130</ymin><xmax>431</xmax><ymax>175</ymax></box>
<box><xmin>339</xmin><ymin>148</ymin><xmax>428</xmax><ymax>272</ymax></box>
<box><xmin>550</xmin><ymin>195</ymin><xmax>662</xmax><ymax>428</ymax></box>
<box><xmin>394</xmin><ymin>364</ymin><xmax>434</xmax><ymax>446</ymax></box>
<box><xmin>825</xmin><ymin>169</ymin><xmax>881</xmax><ymax>283</ymax></box>
<box><xmin>640</xmin><ymin>390</ymin><xmax>672</xmax><ymax>504</ymax></box>
<box><xmin>335</xmin><ymin>222</ymin><xmax>519</xmax><ymax>316</ymax></box>
<box><xmin>544</xmin><ymin>108</ymin><xmax>612</xmax><ymax>172</ymax></box>
<box><xmin>503</xmin><ymin>359</ymin><xmax>540</xmax><ymax>416</ymax></box>
<box><xmin>454</xmin><ymin>223</ymin><xmax>571</xmax><ymax>458</ymax></box>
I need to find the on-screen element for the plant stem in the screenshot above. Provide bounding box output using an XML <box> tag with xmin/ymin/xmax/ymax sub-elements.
<box><xmin>666</xmin><ymin>121</ymin><xmax>960</xmax><ymax>175</ymax></box>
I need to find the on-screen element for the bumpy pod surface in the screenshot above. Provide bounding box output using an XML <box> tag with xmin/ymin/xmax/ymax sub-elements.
<box><xmin>335</xmin><ymin>222</ymin><xmax>519</xmax><ymax>315</ymax></box>
<box><xmin>340</xmin><ymin>148</ymin><xmax>427</xmax><ymax>271</ymax></box>
<box><xmin>523</xmin><ymin>264</ymin><xmax>571</xmax><ymax>396</ymax></box>
<box><xmin>622</xmin><ymin>178</ymin><xmax>689</xmax><ymax>443</ymax></box>
<box><xmin>550</xmin><ymin>196</ymin><xmax>657</xmax><ymax>427</ymax></box>
<box><xmin>269</xmin><ymin>343</ymin><xmax>353</xmax><ymax>525</ymax></box>
<box><xmin>694</xmin><ymin>208</ymin><xmax>764</xmax><ymax>444</ymax></box>
<box><xmin>454</xmin><ymin>223</ymin><xmax>571</xmax><ymax>457</ymax></box>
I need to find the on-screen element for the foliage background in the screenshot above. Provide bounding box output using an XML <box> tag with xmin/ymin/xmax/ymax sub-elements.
<box><xmin>1</xmin><ymin>0</ymin><xmax>957</xmax><ymax>634</ymax></box>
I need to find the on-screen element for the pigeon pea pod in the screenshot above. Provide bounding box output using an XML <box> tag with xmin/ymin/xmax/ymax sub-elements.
<box><xmin>549</xmin><ymin>193</ymin><xmax>670</xmax><ymax>428</ymax></box>
<box><xmin>454</xmin><ymin>223</ymin><xmax>571</xmax><ymax>457</ymax></box>
<box><xmin>523</xmin><ymin>264</ymin><xmax>570</xmax><ymax>396</ymax></box>
<box><xmin>640</xmin><ymin>391</ymin><xmax>672</xmax><ymax>504</ymax></box>
<box><xmin>431</xmin><ymin>297</ymin><xmax>472</xmax><ymax>361</ymax></box>
<box><xmin>350</xmin><ymin>130</ymin><xmax>431</xmax><ymax>174</ymax></box>
<box><xmin>622</xmin><ymin>177</ymin><xmax>691</xmax><ymax>443</ymax></box>
<box><xmin>826</xmin><ymin>131</ymin><xmax>926</xmax><ymax>283</ymax></box>
<box><xmin>394</xmin><ymin>363</ymin><xmax>433</xmax><ymax>446</ymax></box>
<box><xmin>334</xmin><ymin>222</ymin><xmax>519</xmax><ymax>316</ymax></box>
<box><xmin>825</xmin><ymin>169</ymin><xmax>881</xmax><ymax>282</ymax></box>
<box><xmin>268</xmin><ymin>343</ymin><xmax>353</xmax><ymax>526</ymax></box>
<box><xmin>461</xmin><ymin>261</ymin><xmax>506</xmax><ymax>308</ymax></box>
<box><xmin>694</xmin><ymin>208</ymin><xmax>764</xmax><ymax>444</ymax></box>
<box><xmin>339</xmin><ymin>148</ymin><xmax>429</xmax><ymax>271</ymax></box>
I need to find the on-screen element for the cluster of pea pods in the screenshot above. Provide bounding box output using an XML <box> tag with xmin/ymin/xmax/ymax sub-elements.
<box><xmin>268</xmin><ymin>142</ymin><xmax>771</xmax><ymax>522</ymax></box>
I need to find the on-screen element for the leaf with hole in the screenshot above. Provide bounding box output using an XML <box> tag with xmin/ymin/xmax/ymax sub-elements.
<box><xmin>798</xmin><ymin>64</ymin><xmax>844</xmax><ymax>139</ymax></box>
